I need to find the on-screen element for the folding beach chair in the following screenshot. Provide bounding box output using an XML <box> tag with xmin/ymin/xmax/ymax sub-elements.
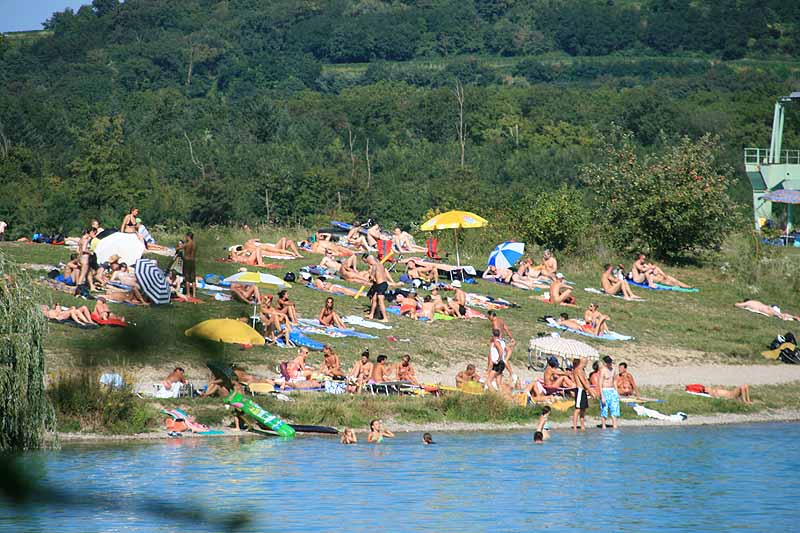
<box><xmin>377</xmin><ymin>239</ymin><xmax>399</xmax><ymax>272</ymax></box>
<box><xmin>426</xmin><ymin>238</ymin><xmax>443</xmax><ymax>260</ymax></box>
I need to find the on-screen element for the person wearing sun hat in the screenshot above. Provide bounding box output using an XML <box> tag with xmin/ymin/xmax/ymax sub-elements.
<box><xmin>448</xmin><ymin>279</ymin><xmax>468</xmax><ymax>318</ymax></box>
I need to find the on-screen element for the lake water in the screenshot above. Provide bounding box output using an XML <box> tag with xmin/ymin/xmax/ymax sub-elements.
<box><xmin>2</xmin><ymin>423</ymin><xmax>799</xmax><ymax>532</ymax></box>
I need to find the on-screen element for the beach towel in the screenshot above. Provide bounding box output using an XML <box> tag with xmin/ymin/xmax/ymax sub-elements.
<box><xmin>297</xmin><ymin>319</ymin><xmax>378</xmax><ymax>339</ymax></box>
<box><xmin>583</xmin><ymin>287</ymin><xmax>645</xmax><ymax>301</ymax></box>
<box><xmin>632</xmin><ymin>403</ymin><xmax>687</xmax><ymax>422</ymax></box>
<box><xmin>466</xmin><ymin>293</ymin><xmax>518</xmax><ymax>310</ymax></box>
<box><xmin>90</xmin><ymin>312</ymin><xmax>127</xmax><ymax>327</ymax></box>
<box><xmin>544</xmin><ymin>317</ymin><xmax>633</xmax><ymax>341</ymax></box>
<box><xmin>342</xmin><ymin>315</ymin><xmax>393</xmax><ymax>330</ymax></box>
<box><xmin>628</xmin><ymin>279</ymin><xmax>699</xmax><ymax>293</ymax></box>
<box><xmin>303</xmin><ymin>282</ymin><xmax>354</xmax><ymax>296</ymax></box>
<box><xmin>385</xmin><ymin>306</ymin><xmax>455</xmax><ymax>321</ymax></box>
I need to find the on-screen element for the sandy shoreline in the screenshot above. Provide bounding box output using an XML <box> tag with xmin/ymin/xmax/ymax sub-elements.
<box><xmin>52</xmin><ymin>409</ymin><xmax>800</xmax><ymax>443</ymax></box>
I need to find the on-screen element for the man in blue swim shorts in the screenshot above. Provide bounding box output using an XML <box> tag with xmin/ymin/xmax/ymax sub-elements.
<box><xmin>598</xmin><ymin>355</ymin><xmax>620</xmax><ymax>429</ymax></box>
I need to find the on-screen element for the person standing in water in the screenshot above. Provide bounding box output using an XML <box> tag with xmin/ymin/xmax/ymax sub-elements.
<box><xmin>178</xmin><ymin>231</ymin><xmax>197</xmax><ymax>298</ymax></box>
<box><xmin>572</xmin><ymin>357</ymin><xmax>595</xmax><ymax>430</ymax></box>
<box><xmin>367</xmin><ymin>419</ymin><xmax>394</xmax><ymax>443</ymax></box>
<box><xmin>598</xmin><ymin>356</ymin><xmax>620</xmax><ymax>429</ymax></box>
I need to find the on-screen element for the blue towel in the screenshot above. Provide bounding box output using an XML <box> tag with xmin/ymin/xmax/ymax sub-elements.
<box><xmin>546</xmin><ymin>320</ymin><xmax>633</xmax><ymax>341</ymax></box>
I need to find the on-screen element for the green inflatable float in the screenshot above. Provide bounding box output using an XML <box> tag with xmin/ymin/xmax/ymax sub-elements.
<box><xmin>224</xmin><ymin>391</ymin><xmax>296</xmax><ymax>438</ymax></box>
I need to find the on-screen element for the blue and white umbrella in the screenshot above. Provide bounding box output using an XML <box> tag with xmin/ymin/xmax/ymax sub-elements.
<box><xmin>488</xmin><ymin>241</ymin><xmax>525</xmax><ymax>270</ymax></box>
<box><xmin>134</xmin><ymin>259</ymin><xmax>171</xmax><ymax>305</ymax></box>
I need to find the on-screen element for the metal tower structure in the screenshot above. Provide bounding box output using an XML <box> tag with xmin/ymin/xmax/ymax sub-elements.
<box><xmin>744</xmin><ymin>92</ymin><xmax>800</xmax><ymax>230</ymax></box>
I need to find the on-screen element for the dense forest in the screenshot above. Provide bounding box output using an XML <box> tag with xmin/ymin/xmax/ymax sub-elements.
<box><xmin>1</xmin><ymin>0</ymin><xmax>799</xmax><ymax>239</ymax></box>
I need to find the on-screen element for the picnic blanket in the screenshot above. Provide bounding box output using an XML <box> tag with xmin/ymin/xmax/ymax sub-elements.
<box><xmin>628</xmin><ymin>279</ymin><xmax>699</xmax><ymax>293</ymax></box>
<box><xmin>583</xmin><ymin>287</ymin><xmax>645</xmax><ymax>301</ymax></box>
<box><xmin>545</xmin><ymin>317</ymin><xmax>633</xmax><ymax>341</ymax></box>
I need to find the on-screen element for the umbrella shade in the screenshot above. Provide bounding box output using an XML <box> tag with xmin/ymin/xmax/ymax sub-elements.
<box><xmin>420</xmin><ymin>210</ymin><xmax>488</xmax><ymax>231</ymax></box>
<box><xmin>488</xmin><ymin>241</ymin><xmax>525</xmax><ymax>270</ymax></box>
<box><xmin>186</xmin><ymin>319</ymin><xmax>265</xmax><ymax>346</ymax></box>
<box><xmin>95</xmin><ymin>232</ymin><xmax>146</xmax><ymax>265</ymax></box>
<box><xmin>134</xmin><ymin>259</ymin><xmax>171</xmax><ymax>305</ymax></box>
<box><xmin>223</xmin><ymin>271</ymin><xmax>290</xmax><ymax>289</ymax></box>
<box><xmin>528</xmin><ymin>336</ymin><xmax>599</xmax><ymax>360</ymax></box>
<box><xmin>762</xmin><ymin>189</ymin><xmax>800</xmax><ymax>204</ymax></box>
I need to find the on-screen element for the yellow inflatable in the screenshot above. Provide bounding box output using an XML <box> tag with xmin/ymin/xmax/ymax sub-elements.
<box><xmin>184</xmin><ymin>319</ymin><xmax>265</xmax><ymax>346</ymax></box>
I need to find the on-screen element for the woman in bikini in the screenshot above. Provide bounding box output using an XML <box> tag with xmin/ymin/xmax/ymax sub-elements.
<box><xmin>276</xmin><ymin>289</ymin><xmax>299</xmax><ymax>324</ymax></box>
<box><xmin>582</xmin><ymin>303</ymin><xmax>609</xmax><ymax>336</ymax></box>
<box><xmin>260</xmin><ymin>295</ymin><xmax>292</xmax><ymax>344</ymax></box>
<box><xmin>318</xmin><ymin>296</ymin><xmax>346</xmax><ymax>329</ymax></box>
<box><xmin>396</xmin><ymin>293</ymin><xmax>419</xmax><ymax>319</ymax></box>
<box><xmin>312</xmin><ymin>276</ymin><xmax>358</xmax><ymax>297</ymax></box>
<box><xmin>367</xmin><ymin>419</ymin><xmax>395</xmax><ymax>443</ymax></box>
<box><xmin>120</xmin><ymin>207</ymin><xmax>139</xmax><ymax>234</ymax></box>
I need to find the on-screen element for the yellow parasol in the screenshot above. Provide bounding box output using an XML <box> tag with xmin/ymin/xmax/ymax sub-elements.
<box><xmin>185</xmin><ymin>318</ymin><xmax>265</xmax><ymax>346</ymax></box>
<box><xmin>420</xmin><ymin>210</ymin><xmax>488</xmax><ymax>266</ymax></box>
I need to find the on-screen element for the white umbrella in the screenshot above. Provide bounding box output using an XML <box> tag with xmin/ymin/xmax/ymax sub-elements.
<box><xmin>528</xmin><ymin>336</ymin><xmax>599</xmax><ymax>359</ymax></box>
<box><xmin>95</xmin><ymin>232</ymin><xmax>145</xmax><ymax>265</ymax></box>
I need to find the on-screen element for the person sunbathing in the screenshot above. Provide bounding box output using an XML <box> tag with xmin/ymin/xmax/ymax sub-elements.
<box><xmin>287</xmin><ymin>347</ymin><xmax>314</xmax><ymax>381</ymax></box>
<box><xmin>547</xmin><ymin>274</ymin><xmax>575</xmax><ymax>305</ymax></box>
<box><xmin>319</xmin><ymin>250</ymin><xmax>344</xmax><ymax>273</ymax></box>
<box><xmin>456</xmin><ymin>364</ymin><xmax>481</xmax><ymax>387</ymax></box>
<box><xmin>302</xmin><ymin>238</ymin><xmax>354</xmax><ymax>256</ymax></box>
<box><xmin>369</xmin><ymin>354</ymin><xmax>391</xmax><ymax>383</ymax></box>
<box><xmin>395</xmin><ymin>354</ymin><xmax>419</xmax><ymax>385</ymax></box>
<box><xmin>346</xmin><ymin>224</ymin><xmax>370</xmax><ymax>251</ymax></box>
<box><xmin>366</xmin><ymin>224</ymin><xmax>384</xmax><ymax>248</ymax></box>
<box><xmin>109</xmin><ymin>263</ymin><xmax>137</xmax><ymax>287</ymax></box>
<box><xmin>582</xmin><ymin>303</ymin><xmax>609</xmax><ymax>336</ymax></box>
<box><xmin>231</xmin><ymin>283</ymin><xmax>261</xmax><ymax>304</ymax></box>
<box><xmin>228</xmin><ymin>247</ymin><xmax>269</xmax><ymax>266</ymax></box>
<box><xmin>735</xmin><ymin>300</ymin><xmax>799</xmax><ymax>320</ymax></box>
<box><xmin>163</xmin><ymin>367</ymin><xmax>187</xmax><ymax>394</ymax></box>
<box><xmin>63</xmin><ymin>254</ymin><xmax>81</xmax><ymax>285</ymax></box>
<box><xmin>232</xmin><ymin>365</ymin><xmax>280</xmax><ymax>388</ymax></box>
<box><xmin>539</xmin><ymin>250</ymin><xmax>558</xmax><ymax>279</ymax></box>
<box><xmin>447</xmin><ymin>280</ymin><xmax>468</xmax><ymax>319</ymax></box>
<box><xmin>630</xmin><ymin>253</ymin><xmax>691</xmax><ymax>289</ymax></box>
<box><xmin>601</xmin><ymin>263</ymin><xmax>639</xmax><ymax>300</ymax></box>
<box><xmin>396</xmin><ymin>293</ymin><xmax>419</xmax><ymax>319</ymax></box>
<box><xmin>544</xmin><ymin>357</ymin><xmax>575</xmax><ymax>389</ymax></box>
<box><xmin>615</xmin><ymin>362</ymin><xmax>640</xmax><ymax>397</ymax></box>
<box><xmin>419</xmin><ymin>295</ymin><xmax>436</xmax><ymax>320</ymax></box>
<box><xmin>260</xmin><ymin>295</ymin><xmax>292</xmax><ymax>344</ymax></box>
<box><xmin>93</xmin><ymin>297</ymin><xmax>126</xmax><ymax>323</ymax></box>
<box><xmin>406</xmin><ymin>259</ymin><xmax>439</xmax><ymax>284</ymax></box>
<box><xmin>705</xmin><ymin>384</ymin><xmax>752</xmax><ymax>404</ymax></box>
<box><xmin>392</xmin><ymin>227</ymin><xmax>426</xmax><ymax>253</ymax></box>
<box><xmin>244</xmin><ymin>238</ymin><xmax>302</xmax><ymax>258</ymax></box>
<box><xmin>319</xmin><ymin>296</ymin><xmax>347</xmax><ymax>329</ymax></box>
<box><xmin>276</xmin><ymin>289</ymin><xmax>299</xmax><ymax>324</ymax></box>
<box><xmin>483</xmin><ymin>265</ymin><xmax>514</xmax><ymax>283</ymax></box>
<box><xmin>340</xmin><ymin>256</ymin><xmax>371</xmax><ymax>284</ymax></box>
<box><xmin>40</xmin><ymin>304</ymin><xmax>95</xmax><ymax>326</ymax></box>
<box><xmin>555</xmin><ymin>312</ymin><xmax>585</xmax><ymax>331</ymax></box>
<box><xmin>319</xmin><ymin>345</ymin><xmax>345</xmax><ymax>378</ymax></box>
<box><xmin>201</xmin><ymin>376</ymin><xmax>234</xmax><ymax>398</ymax></box>
<box><xmin>311</xmin><ymin>276</ymin><xmax>358</xmax><ymax>297</ymax></box>
<box><xmin>348</xmin><ymin>350</ymin><xmax>374</xmax><ymax>390</ymax></box>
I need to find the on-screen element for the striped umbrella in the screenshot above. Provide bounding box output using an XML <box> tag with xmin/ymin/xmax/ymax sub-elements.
<box><xmin>134</xmin><ymin>259</ymin><xmax>171</xmax><ymax>305</ymax></box>
<box><xmin>488</xmin><ymin>241</ymin><xmax>525</xmax><ymax>270</ymax></box>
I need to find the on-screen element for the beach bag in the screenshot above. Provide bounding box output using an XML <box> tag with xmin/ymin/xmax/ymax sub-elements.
<box><xmin>779</xmin><ymin>348</ymin><xmax>800</xmax><ymax>365</ymax></box>
<box><xmin>685</xmin><ymin>384</ymin><xmax>706</xmax><ymax>394</ymax></box>
<box><xmin>785</xmin><ymin>332</ymin><xmax>797</xmax><ymax>346</ymax></box>
<box><xmin>769</xmin><ymin>335</ymin><xmax>786</xmax><ymax>350</ymax></box>
<box><xmin>284</xmin><ymin>272</ymin><xmax>296</xmax><ymax>282</ymax></box>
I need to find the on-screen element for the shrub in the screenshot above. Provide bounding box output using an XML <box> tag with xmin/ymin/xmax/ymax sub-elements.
<box><xmin>507</xmin><ymin>185</ymin><xmax>590</xmax><ymax>251</ymax></box>
<box><xmin>581</xmin><ymin>133</ymin><xmax>737</xmax><ymax>259</ymax></box>
<box><xmin>48</xmin><ymin>372</ymin><xmax>156</xmax><ymax>434</ymax></box>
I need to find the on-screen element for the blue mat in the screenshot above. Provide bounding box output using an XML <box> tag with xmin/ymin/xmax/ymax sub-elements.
<box><xmin>628</xmin><ymin>279</ymin><xmax>698</xmax><ymax>293</ymax></box>
<box><xmin>546</xmin><ymin>320</ymin><xmax>633</xmax><ymax>341</ymax></box>
<box><xmin>297</xmin><ymin>319</ymin><xmax>378</xmax><ymax>339</ymax></box>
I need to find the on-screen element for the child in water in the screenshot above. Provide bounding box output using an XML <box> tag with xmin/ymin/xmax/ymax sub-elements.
<box><xmin>536</xmin><ymin>406</ymin><xmax>551</xmax><ymax>440</ymax></box>
<box><xmin>422</xmin><ymin>432</ymin><xmax>434</xmax><ymax>445</ymax></box>
<box><xmin>341</xmin><ymin>427</ymin><xmax>357</xmax><ymax>444</ymax></box>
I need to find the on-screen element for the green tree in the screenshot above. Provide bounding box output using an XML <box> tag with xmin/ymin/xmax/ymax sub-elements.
<box><xmin>581</xmin><ymin>133</ymin><xmax>738</xmax><ymax>259</ymax></box>
<box><xmin>507</xmin><ymin>185</ymin><xmax>590</xmax><ymax>251</ymax></box>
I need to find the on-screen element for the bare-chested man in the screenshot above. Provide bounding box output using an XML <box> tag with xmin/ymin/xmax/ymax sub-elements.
<box><xmin>544</xmin><ymin>357</ymin><xmax>575</xmax><ymax>389</ymax></box>
<box><xmin>547</xmin><ymin>273</ymin><xmax>575</xmax><ymax>306</ymax></box>
<box><xmin>369</xmin><ymin>354</ymin><xmax>391</xmax><ymax>383</ymax></box>
<box><xmin>392</xmin><ymin>227</ymin><xmax>426</xmax><ymax>253</ymax></box>
<box><xmin>601</xmin><ymin>263</ymin><xmax>639</xmax><ymax>300</ymax></box>
<box><xmin>365</xmin><ymin>254</ymin><xmax>389</xmax><ymax>322</ymax></box>
<box><xmin>598</xmin><ymin>355</ymin><xmax>620</xmax><ymax>429</ymax></box>
<box><xmin>349</xmin><ymin>350</ymin><xmax>374</xmax><ymax>390</ymax></box>
<box><xmin>615</xmin><ymin>362</ymin><xmax>640</xmax><ymax>397</ymax></box>
<box><xmin>367</xmin><ymin>224</ymin><xmax>384</xmax><ymax>248</ymax></box>
<box><xmin>405</xmin><ymin>259</ymin><xmax>439</xmax><ymax>284</ymax></box>
<box><xmin>538</xmin><ymin>250</ymin><xmax>558</xmax><ymax>280</ymax></box>
<box><xmin>735</xmin><ymin>300</ymin><xmax>799</xmax><ymax>321</ymax></box>
<box><xmin>631</xmin><ymin>253</ymin><xmax>690</xmax><ymax>289</ymax></box>
<box><xmin>456</xmin><ymin>364</ymin><xmax>481</xmax><ymax>387</ymax></box>
<box><xmin>488</xmin><ymin>310</ymin><xmax>513</xmax><ymax>342</ymax></box>
<box><xmin>340</xmin><ymin>255</ymin><xmax>371</xmax><ymax>284</ymax></box>
<box><xmin>448</xmin><ymin>280</ymin><xmax>468</xmax><ymax>319</ymax></box>
<box><xmin>419</xmin><ymin>295</ymin><xmax>436</xmax><ymax>320</ymax></box>
<box><xmin>706</xmin><ymin>384</ymin><xmax>752</xmax><ymax>404</ymax></box>
<box><xmin>346</xmin><ymin>224</ymin><xmax>370</xmax><ymax>251</ymax></box>
<box><xmin>572</xmin><ymin>357</ymin><xmax>595</xmax><ymax>430</ymax></box>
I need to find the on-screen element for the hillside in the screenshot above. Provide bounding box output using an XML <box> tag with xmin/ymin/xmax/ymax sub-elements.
<box><xmin>0</xmin><ymin>0</ymin><xmax>798</xmax><ymax>235</ymax></box>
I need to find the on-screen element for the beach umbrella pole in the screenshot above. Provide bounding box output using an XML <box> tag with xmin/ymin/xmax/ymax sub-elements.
<box><xmin>455</xmin><ymin>228</ymin><xmax>461</xmax><ymax>267</ymax></box>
